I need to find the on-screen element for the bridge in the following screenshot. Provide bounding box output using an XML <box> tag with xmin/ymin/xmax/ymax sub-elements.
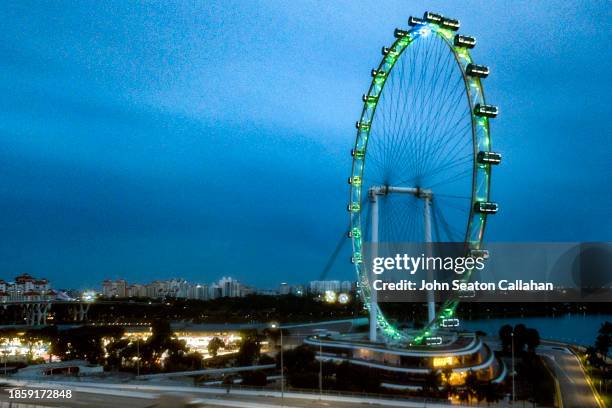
<box><xmin>0</xmin><ymin>299</ymin><xmax>92</xmax><ymax>326</ymax></box>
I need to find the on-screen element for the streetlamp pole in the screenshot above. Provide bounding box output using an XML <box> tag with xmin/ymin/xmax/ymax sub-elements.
<box><xmin>1</xmin><ymin>350</ymin><xmax>10</xmax><ymax>376</ymax></box>
<box><xmin>511</xmin><ymin>331</ymin><xmax>515</xmax><ymax>403</ymax></box>
<box><xmin>319</xmin><ymin>341</ymin><xmax>323</xmax><ymax>400</ymax></box>
<box><xmin>136</xmin><ymin>339</ymin><xmax>140</xmax><ymax>377</ymax></box>
<box><xmin>280</xmin><ymin>328</ymin><xmax>284</xmax><ymax>401</ymax></box>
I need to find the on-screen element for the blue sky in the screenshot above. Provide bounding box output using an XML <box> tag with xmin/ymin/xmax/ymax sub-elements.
<box><xmin>0</xmin><ymin>1</ymin><xmax>610</xmax><ymax>289</ymax></box>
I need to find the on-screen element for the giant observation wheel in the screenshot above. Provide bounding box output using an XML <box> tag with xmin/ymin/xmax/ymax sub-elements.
<box><xmin>348</xmin><ymin>12</ymin><xmax>501</xmax><ymax>345</ymax></box>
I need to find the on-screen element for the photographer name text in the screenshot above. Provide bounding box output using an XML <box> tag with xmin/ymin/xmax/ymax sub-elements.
<box><xmin>372</xmin><ymin>279</ymin><xmax>554</xmax><ymax>292</ymax></box>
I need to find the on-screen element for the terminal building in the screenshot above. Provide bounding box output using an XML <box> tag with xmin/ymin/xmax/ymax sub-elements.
<box><xmin>305</xmin><ymin>330</ymin><xmax>505</xmax><ymax>389</ymax></box>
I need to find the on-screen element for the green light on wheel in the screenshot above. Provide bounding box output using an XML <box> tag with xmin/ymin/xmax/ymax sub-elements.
<box><xmin>351</xmin><ymin>149</ymin><xmax>365</xmax><ymax>159</ymax></box>
<box><xmin>348</xmin><ymin>18</ymin><xmax>496</xmax><ymax>345</ymax></box>
<box><xmin>348</xmin><ymin>202</ymin><xmax>361</xmax><ymax>212</ymax></box>
<box><xmin>438</xmin><ymin>28</ymin><xmax>452</xmax><ymax>39</ymax></box>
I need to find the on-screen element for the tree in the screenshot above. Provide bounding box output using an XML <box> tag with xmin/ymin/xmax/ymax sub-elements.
<box><xmin>586</xmin><ymin>346</ymin><xmax>605</xmax><ymax>369</ymax></box>
<box><xmin>258</xmin><ymin>354</ymin><xmax>275</xmax><ymax>365</ymax></box>
<box><xmin>422</xmin><ymin>369</ymin><xmax>441</xmax><ymax>396</ymax></box>
<box><xmin>22</xmin><ymin>327</ymin><xmax>58</xmax><ymax>363</ymax></box>
<box><xmin>513</xmin><ymin>324</ymin><xmax>527</xmax><ymax>353</ymax></box>
<box><xmin>499</xmin><ymin>324</ymin><xmax>513</xmax><ymax>353</ymax></box>
<box><xmin>207</xmin><ymin>337</ymin><xmax>225</xmax><ymax>357</ymax></box>
<box><xmin>525</xmin><ymin>328</ymin><xmax>540</xmax><ymax>353</ymax></box>
<box><xmin>165</xmin><ymin>351</ymin><xmax>204</xmax><ymax>372</ymax></box>
<box><xmin>105</xmin><ymin>338</ymin><xmax>130</xmax><ymax>369</ymax></box>
<box><xmin>464</xmin><ymin>370</ymin><xmax>479</xmax><ymax>402</ymax></box>
<box><xmin>441</xmin><ymin>365</ymin><xmax>455</xmax><ymax>398</ymax></box>
<box><xmin>263</xmin><ymin>328</ymin><xmax>282</xmax><ymax>347</ymax></box>
<box><xmin>281</xmin><ymin>345</ymin><xmax>325</xmax><ymax>390</ymax></box>
<box><xmin>52</xmin><ymin>326</ymin><xmax>123</xmax><ymax>364</ymax></box>
<box><xmin>139</xmin><ymin>320</ymin><xmax>188</xmax><ymax>371</ymax></box>
<box><xmin>281</xmin><ymin>345</ymin><xmax>314</xmax><ymax>372</ymax></box>
<box><xmin>236</xmin><ymin>337</ymin><xmax>261</xmax><ymax>366</ymax></box>
<box><xmin>595</xmin><ymin>321</ymin><xmax>612</xmax><ymax>357</ymax></box>
<box><xmin>483</xmin><ymin>381</ymin><xmax>503</xmax><ymax>404</ymax></box>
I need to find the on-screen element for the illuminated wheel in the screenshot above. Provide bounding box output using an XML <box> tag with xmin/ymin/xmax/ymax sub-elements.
<box><xmin>348</xmin><ymin>12</ymin><xmax>500</xmax><ymax>344</ymax></box>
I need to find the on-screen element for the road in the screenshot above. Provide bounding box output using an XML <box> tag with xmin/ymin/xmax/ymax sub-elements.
<box><xmin>0</xmin><ymin>381</ymin><xmax>459</xmax><ymax>408</ymax></box>
<box><xmin>483</xmin><ymin>337</ymin><xmax>602</xmax><ymax>408</ymax></box>
<box><xmin>0</xmin><ymin>388</ymin><xmax>152</xmax><ymax>408</ymax></box>
<box><xmin>539</xmin><ymin>345</ymin><xmax>603</xmax><ymax>408</ymax></box>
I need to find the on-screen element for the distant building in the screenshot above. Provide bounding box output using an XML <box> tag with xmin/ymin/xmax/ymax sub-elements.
<box><xmin>256</xmin><ymin>288</ymin><xmax>278</xmax><ymax>296</ymax></box>
<box><xmin>208</xmin><ymin>283</ymin><xmax>222</xmax><ymax>299</ymax></box>
<box><xmin>240</xmin><ymin>285</ymin><xmax>255</xmax><ymax>297</ymax></box>
<box><xmin>0</xmin><ymin>274</ymin><xmax>54</xmax><ymax>301</ymax></box>
<box><xmin>278</xmin><ymin>283</ymin><xmax>304</xmax><ymax>296</ymax></box>
<box><xmin>167</xmin><ymin>278</ymin><xmax>189</xmax><ymax>298</ymax></box>
<box><xmin>99</xmin><ymin>276</ymin><xmax>302</xmax><ymax>300</ymax></box>
<box><xmin>341</xmin><ymin>281</ymin><xmax>355</xmax><ymax>293</ymax></box>
<box><xmin>309</xmin><ymin>280</ymin><xmax>355</xmax><ymax>295</ymax></box>
<box><xmin>188</xmin><ymin>284</ymin><xmax>208</xmax><ymax>300</ymax></box>
<box><xmin>309</xmin><ymin>280</ymin><xmax>340</xmax><ymax>295</ymax></box>
<box><xmin>218</xmin><ymin>277</ymin><xmax>242</xmax><ymax>297</ymax></box>
<box><xmin>102</xmin><ymin>279</ymin><xmax>127</xmax><ymax>298</ymax></box>
<box><xmin>279</xmin><ymin>283</ymin><xmax>290</xmax><ymax>295</ymax></box>
<box><xmin>127</xmin><ymin>284</ymin><xmax>147</xmax><ymax>298</ymax></box>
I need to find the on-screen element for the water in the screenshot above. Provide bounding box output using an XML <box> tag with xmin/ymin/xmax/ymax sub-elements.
<box><xmin>462</xmin><ymin>314</ymin><xmax>612</xmax><ymax>346</ymax></box>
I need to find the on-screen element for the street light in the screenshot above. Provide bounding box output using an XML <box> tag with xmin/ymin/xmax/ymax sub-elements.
<box><xmin>270</xmin><ymin>323</ymin><xmax>284</xmax><ymax>400</ymax></box>
<box><xmin>511</xmin><ymin>331</ymin><xmax>515</xmax><ymax>403</ymax></box>
<box><xmin>318</xmin><ymin>339</ymin><xmax>323</xmax><ymax>400</ymax></box>
<box><xmin>2</xmin><ymin>350</ymin><xmax>10</xmax><ymax>376</ymax></box>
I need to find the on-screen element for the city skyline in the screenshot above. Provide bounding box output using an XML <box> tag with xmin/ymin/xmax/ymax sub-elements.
<box><xmin>0</xmin><ymin>271</ymin><xmax>354</xmax><ymax>300</ymax></box>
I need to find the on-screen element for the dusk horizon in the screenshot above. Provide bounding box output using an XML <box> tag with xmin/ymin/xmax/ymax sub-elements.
<box><xmin>1</xmin><ymin>1</ymin><xmax>610</xmax><ymax>290</ymax></box>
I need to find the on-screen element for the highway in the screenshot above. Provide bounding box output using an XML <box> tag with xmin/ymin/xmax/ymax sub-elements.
<box><xmin>0</xmin><ymin>380</ymin><xmax>459</xmax><ymax>408</ymax></box>
<box><xmin>0</xmin><ymin>388</ymin><xmax>151</xmax><ymax>408</ymax></box>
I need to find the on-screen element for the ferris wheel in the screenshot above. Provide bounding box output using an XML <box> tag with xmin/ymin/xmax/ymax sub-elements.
<box><xmin>348</xmin><ymin>12</ymin><xmax>501</xmax><ymax>345</ymax></box>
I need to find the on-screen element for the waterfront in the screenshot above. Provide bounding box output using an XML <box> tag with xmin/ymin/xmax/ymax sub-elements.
<box><xmin>464</xmin><ymin>313</ymin><xmax>612</xmax><ymax>346</ymax></box>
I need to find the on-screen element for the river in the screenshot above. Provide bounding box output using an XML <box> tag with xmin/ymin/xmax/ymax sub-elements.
<box><xmin>462</xmin><ymin>313</ymin><xmax>612</xmax><ymax>346</ymax></box>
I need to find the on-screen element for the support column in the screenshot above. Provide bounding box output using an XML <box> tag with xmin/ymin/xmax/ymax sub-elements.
<box><xmin>42</xmin><ymin>303</ymin><xmax>50</xmax><ymax>325</ymax></box>
<box><xmin>424</xmin><ymin>195</ymin><xmax>436</xmax><ymax>325</ymax></box>
<box><xmin>78</xmin><ymin>303</ymin><xmax>90</xmax><ymax>321</ymax></box>
<box><xmin>35</xmin><ymin>303</ymin><xmax>41</xmax><ymax>325</ymax></box>
<box><xmin>369</xmin><ymin>189</ymin><xmax>379</xmax><ymax>343</ymax></box>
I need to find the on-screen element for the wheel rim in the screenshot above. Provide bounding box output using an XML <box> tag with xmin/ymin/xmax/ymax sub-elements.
<box><xmin>349</xmin><ymin>21</ymin><xmax>494</xmax><ymax>344</ymax></box>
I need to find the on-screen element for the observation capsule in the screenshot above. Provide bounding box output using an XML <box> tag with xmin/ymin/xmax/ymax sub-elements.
<box><xmin>466</xmin><ymin>63</ymin><xmax>490</xmax><ymax>78</ymax></box>
<box><xmin>474</xmin><ymin>201</ymin><xmax>499</xmax><ymax>214</ymax></box>
<box><xmin>394</xmin><ymin>28</ymin><xmax>410</xmax><ymax>38</ymax></box>
<box><xmin>355</xmin><ymin>120</ymin><xmax>371</xmax><ymax>130</ymax></box>
<box><xmin>454</xmin><ymin>35</ymin><xmax>476</xmax><ymax>49</ymax></box>
<box><xmin>381</xmin><ymin>46</ymin><xmax>399</xmax><ymax>57</ymax></box>
<box><xmin>474</xmin><ymin>104</ymin><xmax>499</xmax><ymax>118</ymax></box>
<box><xmin>408</xmin><ymin>16</ymin><xmax>425</xmax><ymax>26</ymax></box>
<box><xmin>440</xmin><ymin>17</ymin><xmax>460</xmax><ymax>31</ymax></box>
<box><xmin>477</xmin><ymin>151</ymin><xmax>501</xmax><ymax>165</ymax></box>
<box><xmin>423</xmin><ymin>11</ymin><xmax>443</xmax><ymax>24</ymax></box>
